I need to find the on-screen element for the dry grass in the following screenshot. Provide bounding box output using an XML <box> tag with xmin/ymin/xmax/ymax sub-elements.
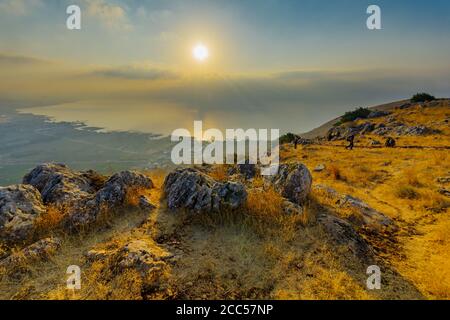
<box><xmin>398</xmin><ymin>218</ymin><xmax>450</xmax><ymax>299</ymax></box>
<box><xmin>34</xmin><ymin>205</ymin><xmax>67</xmax><ymax>236</ymax></box>
<box><xmin>395</xmin><ymin>185</ymin><xmax>420</xmax><ymax>200</ymax></box>
<box><xmin>279</xmin><ymin>119</ymin><xmax>450</xmax><ymax>299</ymax></box>
<box><xmin>2</xmin><ymin>103</ymin><xmax>449</xmax><ymax>300</ymax></box>
<box><xmin>328</xmin><ymin>164</ymin><xmax>345</xmax><ymax>181</ymax></box>
<box><xmin>208</xmin><ymin>165</ymin><xmax>230</xmax><ymax>182</ymax></box>
<box><xmin>245</xmin><ymin>187</ymin><xmax>284</xmax><ymax>220</ymax></box>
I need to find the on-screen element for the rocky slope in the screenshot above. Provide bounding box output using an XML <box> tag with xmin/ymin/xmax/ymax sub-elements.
<box><xmin>302</xmin><ymin>99</ymin><xmax>449</xmax><ymax>140</ymax></box>
<box><xmin>0</xmin><ymin>98</ymin><xmax>448</xmax><ymax>300</ymax></box>
<box><xmin>0</xmin><ymin>159</ymin><xmax>403</xmax><ymax>299</ymax></box>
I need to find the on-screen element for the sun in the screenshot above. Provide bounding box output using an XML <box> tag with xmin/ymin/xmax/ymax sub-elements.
<box><xmin>192</xmin><ymin>43</ymin><xmax>209</xmax><ymax>62</ymax></box>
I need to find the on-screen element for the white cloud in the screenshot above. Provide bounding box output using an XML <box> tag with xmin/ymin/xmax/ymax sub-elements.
<box><xmin>0</xmin><ymin>0</ymin><xmax>42</xmax><ymax>16</ymax></box>
<box><xmin>83</xmin><ymin>0</ymin><xmax>131</xmax><ymax>30</ymax></box>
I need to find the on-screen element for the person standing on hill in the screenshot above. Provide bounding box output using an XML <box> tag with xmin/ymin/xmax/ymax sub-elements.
<box><xmin>294</xmin><ymin>135</ymin><xmax>302</xmax><ymax>149</ymax></box>
<box><xmin>346</xmin><ymin>134</ymin><xmax>355</xmax><ymax>150</ymax></box>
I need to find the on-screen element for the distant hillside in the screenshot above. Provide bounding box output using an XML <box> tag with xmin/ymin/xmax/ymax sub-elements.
<box><xmin>301</xmin><ymin>99</ymin><xmax>410</xmax><ymax>139</ymax></box>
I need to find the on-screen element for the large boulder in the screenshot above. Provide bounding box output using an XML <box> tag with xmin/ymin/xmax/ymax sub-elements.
<box><xmin>23</xmin><ymin>163</ymin><xmax>105</xmax><ymax>205</ymax></box>
<box><xmin>93</xmin><ymin>171</ymin><xmax>153</xmax><ymax>208</ymax></box>
<box><xmin>267</xmin><ymin>163</ymin><xmax>312</xmax><ymax>205</ymax></box>
<box><xmin>66</xmin><ymin>171</ymin><xmax>154</xmax><ymax>230</ymax></box>
<box><xmin>163</xmin><ymin>168</ymin><xmax>247</xmax><ymax>214</ymax></box>
<box><xmin>0</xmin><ymin>185</ymin><xmax>46</xmax><ymax>243</ymax></box>
<box><xmin>237</xmin><ymin>162</ymin><xmax>257</xmax><ymax>179</ymax></box>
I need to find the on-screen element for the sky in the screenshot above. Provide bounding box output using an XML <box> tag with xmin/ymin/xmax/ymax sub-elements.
<box><xmin>1</xmin><ymin>0</ymin><xmax>450</xmax><ymax>134</ymax></box>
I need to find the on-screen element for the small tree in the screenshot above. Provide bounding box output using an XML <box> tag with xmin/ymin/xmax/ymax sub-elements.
<box><xmin>340</xmin><ymin>107</ymin><xmax>371</xmax><ymax>123</ymax></box>
<box><xmin>411</xmin><ymin>93</ymin><xmax>436</xmax><ymax>103</ymax></box>
<box><xmin>280</xmin><ymin>133</ymin><xmax>297</xmax><ymax>145</ymax></box>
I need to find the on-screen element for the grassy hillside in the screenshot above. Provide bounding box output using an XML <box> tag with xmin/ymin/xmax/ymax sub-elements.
<box><xmin>0</xmin><ymin>99</ymin><xmax>449</xmax><ymax>300</ymax></box>
<box><xmin>301</xmin><ymin>99</ymin><xmax>411</xmax><ymax>139</ymax></box>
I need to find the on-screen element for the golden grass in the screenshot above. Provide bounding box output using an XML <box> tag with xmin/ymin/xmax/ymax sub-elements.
<box><xmin>397</xmin><ymin>218</ymin><xmax>450</xmax><ymax>299</ymax></box>
<box><xmin>328</xmin><ymin>164</ymin><xmax>345</xmax><ymax>181</ymax></box>
<box><xmin>34</xmin><ymin>205</ymin><xmax>67</xmax><ymax>236</ymax></box>
<box><xmin>395</xmin><ymin>185</ymin><xmax>420</xmax><ymax>200</ymax></box>
<box><xmin>280</xmin><ymin>123</ymin><xmax>450</xmax><ymax>299</ymax></box>
<box><xmin>208</xmin><ymin>165</ymin><xmax>230</xmax><ymax>182</ymax></box>
<box><xmin>2</xmin><ymin>102</ymin><xmax>449</xmax><ymax>300</ymax></box>
<box><xmin>245</xmin><ymin>187</ymin><xmax>284</xmax><ymax>220</ymax></box>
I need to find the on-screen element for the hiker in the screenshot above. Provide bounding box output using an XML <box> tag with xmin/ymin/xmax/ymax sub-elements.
<box><xmin>346</xmin><ymin>134</ymin><xmax>355</xmax><ymax>150</ymax></box>
<box><xmin>385</xmin><ymin>137</ymin><xmax>396</xmax><ymax>148</ymax></box>
<box><xmin>294</xmin><ymin>135</ymin><xmax>302</xmax><ymax>149</ymax></box>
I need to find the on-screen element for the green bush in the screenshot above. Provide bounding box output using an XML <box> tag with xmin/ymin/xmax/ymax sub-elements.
<box><xmin>280</xmin><ymin>133</ymin><xmax>297</xmax><ymax>145</ymax></box>
<box><xmin>340</xmin><ymin>107</ymin><xmax>371</xmax><ymax>123</ymax></box>
<box><xmin>411</xmin><ymin>93</ymin><xmax>436</xmax><ymax>103</ymax></box>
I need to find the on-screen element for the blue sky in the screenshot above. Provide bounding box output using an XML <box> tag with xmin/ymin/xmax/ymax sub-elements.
<box><xmin>1</xmin><ymin>0</ymin><xmax>449</xmax><ymax>71</ymax></box>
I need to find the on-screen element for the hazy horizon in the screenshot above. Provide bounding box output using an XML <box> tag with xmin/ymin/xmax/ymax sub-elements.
<box><xmin>1</xmin><ymin>0</ymin><xmax>450</xmax><ymax>134</ymax></box>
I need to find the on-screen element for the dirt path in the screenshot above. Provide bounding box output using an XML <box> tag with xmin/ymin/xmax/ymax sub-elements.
<box><xmin>318</xmin><ymin>143</ymin><xmax>450</xmax><ymax>150</ymax></box>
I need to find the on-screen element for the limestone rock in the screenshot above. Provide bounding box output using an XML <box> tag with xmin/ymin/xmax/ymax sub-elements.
<box><xmin>438</xmin><ymin>188</ymin><xmax>450</xmax><ymax>197</ymax></box>
<box><xmin>163</xmin><ymin>168</ymin><xmax>247</xmax><ymax>214</ymax></box>
<box><xmin>0</xmin><ymin>237</ymin><xmax>61</xmax><ymax>275</ymax></box>
<box><xmin>67</xmin><ymin>171</ymin><xmax>154</xmax><ymax>230</ymax></box>
<box><xmin>85</xmin><ymin>238</ymin><xmax>172</xmax><ymax>298</ymax></box>
<box><xmin>23</xmin><ymin>163</ymin><xmax>104</xmax><ymax>205</ymax></box>
<box><xmin>0</xmin><ymin>185</ymin><xmax>46</xmax><ymax>243</ymax></box>
<box><xmin>139</xmin><ymin>195</ymin><xmax>156</xmax><ymax>211</ymax></box>
<box><xmin>282</xmin><ymin>200</ymin><xmax>304</xmax><ymax>215</ymax></box>
<box><xmin>314</xmin><ymin>184</ymin><xmax>395</xmax><ymax>232</ymax></box>
<box><xmin>267</xmin><ymin>163</ymin><xmax>312</xmax><ymax>205</ymax></box>
<box><xmin>318</xmin><ymin>214</ymin><xmax>372</xmax><ymax>260</ymax></box>
<box><xmin>93</xmin><ymin>171</ymin><xmax>153</xmax><ymax>208</ymax></box>
<box><xmin>314</xmin><ymin>164</ymin><xmax>325</xmax><ymax>172</ymax></box>
<box><xmin>437</xmin><ymin>177</ymin><xmax>450</xmax><ymax>184</ymax></box>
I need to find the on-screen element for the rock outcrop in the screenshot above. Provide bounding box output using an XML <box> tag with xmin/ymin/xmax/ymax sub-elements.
<box><xmin>437</xmin><ymin>176</ymin><xmax>450</xmax><ymax>184</ymax></box>
<box><xmin>85</xmin><ymin>238</ymin><xmax>172</xmax><ymax>298</ymax></box>
<box><xmin>317</xmin><ymin>214</ymin><xmax>372</xmax><ymax>260</ymax></box>
<box><xmin>314</xmin><ymin>184</ymin><xmax>395</xmax><ymax>232</ymax></box>
<box><xmin>20</xmin><ymin>163</ymin><xmax>155</xmax><ymax>232</ymax></box>
<box><xmin>92</xmin><ymin>171</ymin><xmax>153</xmax><ymax>208</ymax></box>
<box><xmin>266</xmin><ymin>163</ymin><xmax>312</xmax><ymax>205</ymax></box>
<box><xmin>0</xmin><ymin>185</ymin><xmax>46</xmax><ymax>243</ymax></box>
<box><xmin>66</xmin><ymin>171</ymin><xmax>154</xmax><ymax>230</ymax></box>
<box><xmin>0</xmin><ymin>237</ymin><xmax>61</xmax><ymax>275</ymax></box>
<box><xmin>23</xmin><ymin>163</ymin><xmax>104</xmax><ymax>206</ymax></box>
<box><xmin>282</xmin><ymin>200</ymin><xmax>304</xmax><ymax>215</ymax></box>
<box><xmin>314</xmin><ymin>164</ymin><xmax>325</xmax><ymax>172</ymax></box>
<box><xmin>163</xmin><ymin>168</ymin><xmax>247</xmax><ymax>214</ymax></box>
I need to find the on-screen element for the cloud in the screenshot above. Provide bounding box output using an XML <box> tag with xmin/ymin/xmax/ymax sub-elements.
<box><xmin>0</xmin><ymin>0</ymin><xmax>42</xmax><ymax>16</ymax></box>
<box><xmin>83</xmin><ymin>0</ymin><xmax>131</xmax><ymax>30</ymax></box>
<box><xmin>2</xmin><ymin>52</ymin><xmax>450</xmax><ymax>133</ymax></box>
<box><xmin>0</xmin><ymin>53</ymin><xmax>47</xmax><ymax>65</ymax></box>
<box><xmin>90</xmin><ymin>65</ymin><xmax>179</xmax><ymax>80</ymax></box>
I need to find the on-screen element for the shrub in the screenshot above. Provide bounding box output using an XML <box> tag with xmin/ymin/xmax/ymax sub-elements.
<box><xmin>280</xmin><ymin>133</ymin><xmax>297</xmax><ymax>145</ymax></box>
<box><xmin>340</xmin><ymin>107</ymin><xmax>371</xmax><ymax>123</ymax></box>
<box><xmin>411</xmin><ymin>93</ymin><xmax>436</xmax><ymax>103</ymax></box>
<box><xmin>395</xmin><ymin>185</ymin><xmax>420</xmax><ymax>200</ymax></box>
<box><xmin>328</xmin><ymin>164</ymin><xmax>345</xmax><ymax>181</ymax></box>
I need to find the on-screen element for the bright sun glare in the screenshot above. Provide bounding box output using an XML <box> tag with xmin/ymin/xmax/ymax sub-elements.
<box><xmin>193</xmin><ymin>43</ymin><xmax>209</xmax><ymax>62</ymax></box>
